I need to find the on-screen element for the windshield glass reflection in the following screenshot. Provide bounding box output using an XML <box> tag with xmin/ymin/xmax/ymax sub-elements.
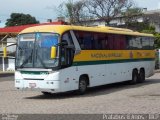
<box><xmin>16</xmin><ymin>33</ymin><xmax>59</xmax><ymax>69</ymax></box>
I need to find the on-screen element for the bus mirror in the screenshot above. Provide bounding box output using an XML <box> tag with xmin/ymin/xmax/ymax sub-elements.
<box><xmin>61</xmin><ymin>40</ymin><xmax>68</xmax><ymax>46</ymax></box>
<box><xmin>51</xmin><ymin>46</ymin><xmax>56</xmax><ymax>59</ymax></box>
<box><xmin>3</xmin><ymin>47</ymin><xmax>7</xmax><ymax>58</ymax></box>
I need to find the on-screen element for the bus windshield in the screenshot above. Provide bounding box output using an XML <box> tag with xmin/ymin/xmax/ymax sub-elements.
<box><xmin>16</xmin><ymin>33</ymin><xmax>59</xmax><ymax>69</ymax></box>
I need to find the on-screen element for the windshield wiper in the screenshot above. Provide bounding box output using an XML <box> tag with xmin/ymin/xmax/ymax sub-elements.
<box><xmin>19</xmin><ymin>50</ymin><xmax>33</xmax><ymax>68</ymax></box>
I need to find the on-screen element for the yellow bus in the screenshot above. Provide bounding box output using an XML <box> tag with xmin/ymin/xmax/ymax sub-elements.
<box><xmin>13</xmin><ymin>25</ymin><xmax>155</xmax><ymax>94</ymax></box>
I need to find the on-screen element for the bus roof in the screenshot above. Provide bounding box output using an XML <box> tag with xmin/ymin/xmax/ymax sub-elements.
<box><xmin>20</xmin><ymin>25</ymin><xmax>154</xmax><ymax>37</ymax></box>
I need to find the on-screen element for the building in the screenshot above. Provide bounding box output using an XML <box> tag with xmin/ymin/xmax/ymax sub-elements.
<box><xmin>0</xmin><ymin>21</ymin><xmax>66</xmax><ymax>72</ymax></box>
<box><xmin>80</xmin><ymin>9</ymin><xmax>160</xmax><ymax>33</ymax></box>
<box><xmin>144</xmin><ymin>9</ymin><xmax>160</xmax><ymax>32</ymax></box>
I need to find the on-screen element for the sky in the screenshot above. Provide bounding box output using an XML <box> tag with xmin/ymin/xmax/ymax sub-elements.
<box><xmin>0</xmin><ymin>0</ymin><xmax>160</xmax><ymax>27</ymax></box>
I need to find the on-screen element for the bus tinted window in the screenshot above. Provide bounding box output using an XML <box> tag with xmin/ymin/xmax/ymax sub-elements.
<box><xmin>74</xmin><ymin>31</ymin><xmax>153</xmax><ymax>50</ymax></box>
<box><xmin>141</xmin><ymin>37</ymin><xmax>149</xmax><ymax>49</ymax></box>
<box><xmin>74</xmin><ymin>31</ymin><xmax>126</xmax><ymax>50</ymax></box>
<box><xmin>127</xmin><ymin>36</ymin><xmax>141</xmax><ymax>49</ymax></box>
<box><xmin>62</xmin><ymin>32</ymin><xmax>74</xmax><ymax>46</ymax></box>
<box><xmin>74</xmin><ymin>31</ymin><xmax>93</xmax><ymax>50</ymax></box>
<box><xmin>83</xmin><ymin>32</ymin><xmax>92</xmax><ymax>50</ymax></box>
<box><xmin>113</xmin><ymin>34</ymin><xmax>126</xmax><ymax>50</ymax></box>
<box><xmin>95</xmin><ymin>33</ymin><xmax>108</xmax><ymax>50</ymax></box>
<box><xmin>150</xmin><ymin>37</ymin><xmax>154</xmax><ymax>49</ymax></box>
<box><xmin>126</xmin><ymin>36</ymin><xmax>154</xmax><ymax>50</ymax></box>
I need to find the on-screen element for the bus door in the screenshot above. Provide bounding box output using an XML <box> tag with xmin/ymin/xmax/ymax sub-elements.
<box><xmin>59</xmin><ymin>32</ymin><xmax>76</xmax><ymax>90</ymax></box>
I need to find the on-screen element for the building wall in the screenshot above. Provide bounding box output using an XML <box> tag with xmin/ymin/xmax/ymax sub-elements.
<box><xmin>153</xmin><ymin>23</ymin><xmax>160</xmax><ymax>33</ymax></box>
<box><xmin>80</xmin><ymin>10</ymin><xmax>160</xmax><ymax>33</ymax></box>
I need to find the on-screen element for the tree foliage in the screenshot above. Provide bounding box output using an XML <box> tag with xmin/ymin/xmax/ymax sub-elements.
<box><xmin>57</xmin><ymin>0</ymin><xmax>87</xmax><ymax>25</ymax></box>
<box><xmin>57</xmin><ymin>0</ymin><xmax>134</xmax><ymax>25</ymax></box>
<box><xmin>121</xmin><ymin>7</ymin><xmax>143</xmax><ymax>26</ymax></box>
<box><xmin>5</xmin><ymin>13</ymin><xmax>39</xmax><ymax>27</ymax></box>
<box><xmin>154</xmin><ymin>33</ymin><xmax>160</xmax><ymax>49</ymax></box>
<box><xmin>85</xmin><ymin>0</ymin><xmax>134</xmax><ymax>25</ymax></box>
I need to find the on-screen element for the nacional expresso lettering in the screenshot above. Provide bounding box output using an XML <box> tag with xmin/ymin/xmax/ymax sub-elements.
<box><xmin>91</xmin><ymin>53</ymin><xmax>122</xmax><ymax>58</ymax></box>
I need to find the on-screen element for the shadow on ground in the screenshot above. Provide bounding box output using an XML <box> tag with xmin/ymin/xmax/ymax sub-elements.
<box><xmin>0</xmin><ymin>74</ymin><xmax>14</xmax><ymax>82</ymax></box>
<box><xmin>25</xmin><ymin>78</ymin><xmax>160</xmax><ymax>100</ymax></box>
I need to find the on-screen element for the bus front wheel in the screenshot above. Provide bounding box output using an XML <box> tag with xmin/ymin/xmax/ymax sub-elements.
<box><xmin>77</xmin><ymin>76</ymin><xmax>88</xmax><ymax>95</ymax></box>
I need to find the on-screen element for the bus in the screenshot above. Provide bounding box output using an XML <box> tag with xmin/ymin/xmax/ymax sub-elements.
<box><xmin>10</xmin><ymin>25</ymin><xmax>155</xmax><ymax>94</ymax></box>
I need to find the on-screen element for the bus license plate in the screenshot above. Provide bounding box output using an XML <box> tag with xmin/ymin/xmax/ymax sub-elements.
<box><xmin>29</xmin><ymin>83</ymin><xmax>36</xmax><ymax>88</ymax></box>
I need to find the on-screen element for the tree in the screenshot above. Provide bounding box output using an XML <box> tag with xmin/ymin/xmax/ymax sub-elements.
<box><xmin>85</xmin><ymin>0</ymin><xmax>134</xmax><ymax>25</ymax></box>
<box><xmin>57</xmin><ymin>0</ymin><xmax>88</xmax><ymax>25</ymax></box>
<box><xmin>57</xmin><ymin>0</ymin><xmax>135</xmax><ymax>25</ymax></box>
<box><xmin>5</xmin><ymin>13</ymin><xmax>39</xmax><ymax>27</ymax></box>
<box><xmin>121</xmin><ymin>7</ymin><xmax>143</xmax><ymax>26</ymax></box>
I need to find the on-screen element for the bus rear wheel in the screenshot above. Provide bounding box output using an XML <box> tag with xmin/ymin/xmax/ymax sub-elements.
<box><xmin>138</xmin><ymin>69</ymin><xmax>145</xmax><ymax>83</ymax></box>
<box><xmin>77</xmin><ymin>76</ymin><xmax>88</xmax><ymax>95</ymax></box>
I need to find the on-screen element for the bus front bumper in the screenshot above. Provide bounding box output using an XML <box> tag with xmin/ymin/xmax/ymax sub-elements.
<box><xmin>15</xmin><ymin>79</ymin><xmax>61</xmax><ymax>93</ymax></box>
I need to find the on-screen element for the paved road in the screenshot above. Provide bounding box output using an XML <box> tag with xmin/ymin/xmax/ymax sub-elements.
<box><xmin>0</xmin><ymin>73</ymin><xmax>160</xmax><ymax>114</ymax></box>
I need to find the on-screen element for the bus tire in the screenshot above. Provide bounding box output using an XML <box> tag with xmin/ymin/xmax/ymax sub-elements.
<box><xmin>77</xmin><ymin>76</ymin><xmax>88</xmax><ymax>95</ymax></box>
<box><xmin>138</xmin><ymin>69</ymin><xmax>145</xmax><ymax>83</ymax></box>
<box><xmin>130</xmin><ymin>69</ymin><xmax>138</xmax><ymax>84</ymax></box>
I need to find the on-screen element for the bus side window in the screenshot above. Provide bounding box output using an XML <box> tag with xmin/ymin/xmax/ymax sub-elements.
<box><xmin>107</xmin><ymin>34</ymin><xmax>114</xmax><ymax>50</ymax></box>
<box><xmin>128</xmin><ymin>36</ymin><xmax>134</xmax><ymax>49</ymax></box>
<box><xmin>150</xmin><ymin>37</ymin><xmax>154</xmax><ymax>49</ymax></box>
<box><xmin>99</xmin><ymin>33</ymin><xmax>107</xmax><ymax>50</ymax></box>
<box><xmin>93</xmin><ymin>33</ymin><xmax>100</xmax><ymax>50</ymax></box>
<box><xmin>74</xmin><ymin>31</ymin><xmax>85</xmax><ymax>49</ymax></box>
<box><xmin>120</xmin><ymin>35</ymin><xmax>127</xmax><ymax>50</ymax></box>
<box><xmin>62</xmin><ymin>32</ymin><xmax>74</xmax><ymax>46</ymax></box>
<box><xmin>83</xmin><ymin>33</ymin><xmax>92</xmax><ymax>50</ymax></box>
<box><xmin>61</xmin><ymin>32</ymin><xmax>74</xmax><ymax>67</ymax></box>
<box><xmin>142</xmin><ymin>37</ymin><xmax>150</xmax><ymax>49</ymax></box>
<box><xmin>126</xmin><ymin>36</ymin><xmax>130</xmax><ymax>49</ymax></box>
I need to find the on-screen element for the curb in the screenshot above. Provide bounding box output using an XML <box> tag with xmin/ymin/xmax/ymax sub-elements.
<box><xmin>155</xmin><ymin>69</ymin><xmax>160</xmax><ymax>73</ymax></box>
<box><xmin>0</xmin><ymin>72</ymin><xmax>14</xmax><ymax>77</ymax></box>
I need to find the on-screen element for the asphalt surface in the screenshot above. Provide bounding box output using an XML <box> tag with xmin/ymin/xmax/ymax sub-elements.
<box><xmin>0</xmin><ymin>73</ymin><xmax>160</xmax><ymax>114</ymax></box>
